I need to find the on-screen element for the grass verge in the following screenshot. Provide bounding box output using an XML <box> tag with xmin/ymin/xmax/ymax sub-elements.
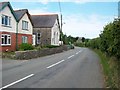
<box><xmin>94</xmin><ymin>49</ymin><xmax>119</xmax><ymax>89</ymax></box>
<box><xmin>2</xmin><ymin>52</ymin><xmax>15</xmax><ymax>59</ymax></box>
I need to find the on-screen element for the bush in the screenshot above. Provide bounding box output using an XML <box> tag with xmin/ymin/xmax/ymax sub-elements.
<box><xmin>19</xmin><ymin>43</ymin><xmax>34</xmax><ymax>51</ymax></box>
<box><xmin>88</xmin><ymin>19</ymin><xmax>120</xmax><ymax>59</ymax></box>
<box><xmin>35</xmin><ymin>46</ymin><xmax>41</xmax><ymax>50</ymax></box>
<box><xmin>74</xmin><ymin>42</ymin><xmax>84</xmax><ymax>47</ymax></box>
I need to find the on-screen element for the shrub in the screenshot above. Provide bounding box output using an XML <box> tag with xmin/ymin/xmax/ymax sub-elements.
<box><xmin>19</xmin><ymin>43</ymin><xmax>34</xmax><ymax>51</ymax></box>
<box><xmin>74</xmin><ymin>42</ymin><xmax>84</xmax><ymax>47</ymax></box>
<box><xmin>35</xmin><ymin>46</ymin><xmax>41</xmax><ymax>50</ymax></box>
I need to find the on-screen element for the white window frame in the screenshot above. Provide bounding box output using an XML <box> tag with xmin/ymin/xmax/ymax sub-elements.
<box><xmin>22</xmin><ymin>36</ymin><xmax>28</xmax><ymax>43</ymax></box>
<box><xmin>2</xmin><ymin>15</ymin><xmax>11</xmax><ymax>27</ymax></box>
<box><xmin>1</xmin><ymin>34</ymin><xmax>11</xmax><ymax>46</ymax></box>
<box><xmin>22</xmin><ymin>20</ymin><xmax>28</xmax><ymax>30</ymax></box>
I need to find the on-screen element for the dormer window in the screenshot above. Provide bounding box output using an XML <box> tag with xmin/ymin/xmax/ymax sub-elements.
<box><xmin>22</xmin><ymin>20</ymin><xmax>28</xmax><ymax>30</ymax></box>
<box><xmin>2</xmin><ymin>15</ymin><xmax>11</xmax><ymax>27</ymax></box>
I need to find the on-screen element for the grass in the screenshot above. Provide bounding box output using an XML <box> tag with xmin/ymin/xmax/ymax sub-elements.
<box><xmin>94</xmin><ymin>49</ymin><xmax>119</xmax><ymax>89</ymax></box>
<box><xmin>2</xmin><ymin>51</ymin><xmax>15</xmax><ymax>59</ymax></box>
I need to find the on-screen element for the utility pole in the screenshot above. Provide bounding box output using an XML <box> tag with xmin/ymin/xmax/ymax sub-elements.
<box><xmin>118</xmin><ymin>1</ymin><xmax>120</xmax><ymax>18</ymax></box>
<box><xmin>58</xmin><ymin>0</ymin><xmax>63</xmax><ymax>41</ymax></box>
<box><xmin>61</xmin><ymin>13</ymin><xmax>62</xmax><ymax>32</ymax></box>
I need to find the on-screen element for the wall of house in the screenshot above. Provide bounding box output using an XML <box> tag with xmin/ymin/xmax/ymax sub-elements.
<box><xmin>16</xmin><ymin>13</ymin><xmax>33</xmax><ymax>47</ymax></box>
<box><xmin>0</xmin><ymin>5</ymin><xmax>16</xmax><ymax>33</ymax></box>
<box><xmin>17</xmin><ymin>33</ymin><xmax>32</xmax><ymax>46</ymax></box>
<box><xmin>0</xmin><ymin>5</ymin><xmax>17</xmax><ymax>52</ymax></box>
<box><xmin>0</xmin><ymin>32</ymin><xmax>16</xmax><ymax>52</ymax></box>
<box><xmin>0</xmin><ymin>32</ymin><xmax>33</xmax><ymax>52</ymax></box>
<box><xmin>18</xmin><ymin>13</ymin><xmax>33</xmax><ymax>35</ymax></box>
<box><xmin>51</xmin><ymin>19</ymin><xmax>60</xmax><ymax>46</ymax></box>
<box><xmin>0</xmin><ymin>7</ymin><xmax>33</xmax><ymax>52</ymax></box>
<box><xmin>32</xmin><ymin>35</ymin><xmax>36</xmax><ymax>46</ymax></box>
<box><xmin>33</xmin><ymin>28</ymin><xmax>51</xmax><ymax>46</ymax></box>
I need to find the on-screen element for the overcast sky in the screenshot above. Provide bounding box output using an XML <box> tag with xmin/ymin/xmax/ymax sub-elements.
<box><xmin>6</xmin><ymin>0</ymin><xmax>119</xmax><ymax>39</ymax></box>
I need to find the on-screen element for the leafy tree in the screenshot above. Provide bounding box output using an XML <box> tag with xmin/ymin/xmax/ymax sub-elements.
<box><xmin>88</xmin><ymin>18</ymin><xmax>120</xmax><ymax>59</ymax></box>
<box><xmin>81</xmin><ymin>37</ymin><xmax>85</xmax><ymax>42</ymax></box>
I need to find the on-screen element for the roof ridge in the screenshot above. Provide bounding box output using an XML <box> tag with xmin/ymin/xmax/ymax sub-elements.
<box><xmin>31</xmin><ymin>14</ymin><xmax>58</xmax><ymax>16</ymax></box>
<box><xmin>0</xmin><ymin>2</ymin><xmax>8</xmax><ymax>3</ymax></box>
<box><xmin>14</xmin><ymin>9</ymin><xmax>28</xmax><ymax>12</ymax></box>
<box><xmin>0</xmin><ymin>1</ymin><xmax>9</xmax><ymax>3</ymax></box>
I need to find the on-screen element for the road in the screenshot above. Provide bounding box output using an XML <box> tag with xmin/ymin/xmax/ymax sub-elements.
<box><xmin>1</xmin><ymin>47</ymin><xmax>104</xmax><ymax>88</ymax></box>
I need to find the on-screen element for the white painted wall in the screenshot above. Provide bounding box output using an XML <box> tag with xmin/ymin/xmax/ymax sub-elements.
<box><xmin>18</xmin><ymin>13</ymin><xmax>33</xmax><ymax>35</ymax></box>
<box><xmin>51</xmin><ymin>19</ymin><xmax>60</xmax><ymax>46</ymax></box>
<box><xmin>0</xmin><ymin>6</ymin><xmax>16</xmax><ymax>33</ymax></box>
<box><xmin>32</xmin><ymin>35</ymin><xmax>36</xmax><ymax>45</ymax></box>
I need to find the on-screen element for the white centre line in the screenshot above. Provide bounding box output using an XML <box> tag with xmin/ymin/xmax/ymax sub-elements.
<box><xmin>76</xmin><ymin>50</ymin><xmax>82</xmax><ymax>54</ymax></box>
<box><xmin>1</xmin><ymin>74</ymin><xmax>34</xmax><ymax>89</ymax></box>
<box><xmin>76</xmin><ymin>52</ymin><xmax>79</xmax><ymax>54</ymax></box>
<box><xmin>68</xmin><ymin>55</ymin><xmax>75</xmax><ymax>59</ymax></box>
<box><xmin>47</xmin><ymin>60</ymin><xmax>65</xmax><ymax>69</ymax></box>
<box><xmin>79</xmin><ymin>50</ymin><xmax>82</xmax><ymax>53</ymax></box>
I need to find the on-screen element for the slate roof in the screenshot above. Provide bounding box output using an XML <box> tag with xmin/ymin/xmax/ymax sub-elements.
<box><xmin>14</xmin><ymin>9</ymin><xmax>28</xmax><ymax>21</ymax></box>
<box><xmin>14</xmin><ymin>9</ymin><xmax>33</xmax><ymax>25</ymax></box>
<box><xmin>0</xmin><ymin>2</ymin><xmax>17</xmax><ymax>21</ymax></box>
<box><xmin>31</xmin><ymin>14</ymin><xmax>59</xmax><ymax>28</ymax></box>
<box><xmin>0</xmin><ymin>2</ymin><xmax>7</xmax><ymax>10</ymax></box>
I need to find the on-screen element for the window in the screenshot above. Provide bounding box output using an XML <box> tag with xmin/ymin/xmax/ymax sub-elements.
<box><xmin>2</xmin><ymin>15</ymin><xmax>11</xmax><ymax>26</ymax></box>
<box><xmin>22</xmin><ymin>36</ymin><xmax>28</xmax><ymax>43</ymax></box>
<box><xmin>37</xmin><ymin>33</ymin><xmax>41</xmax><ymax>44</ymax></box>
<box><xmin>22</xmin><ymin>20</ymin><xmax>28</xmax><ymax>30</ymax></box>
<box><xmin>1</xmin><ymin>34</ymin><xmax>11</xmax><ymax>45</ymax></box>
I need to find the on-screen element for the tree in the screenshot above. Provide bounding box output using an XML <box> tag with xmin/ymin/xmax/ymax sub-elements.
<box><xmin>88</xmin><ymin>18</ymin><xmax>120</xmax><ymax>59</ymax></box>
<box><xmin>81</xmin><ymin>37</ymin><xmax>85</xmax><ymax>42</ymax></box>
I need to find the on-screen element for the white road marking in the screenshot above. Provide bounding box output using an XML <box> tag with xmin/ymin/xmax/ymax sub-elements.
<box><xmin>68</xmin><ymin>55</ymin><xmax>75</xmax><ymax>59</ymax></box>
<box><xmin>76</xmin><ymin>52</ymin><xmax>79</xmax><ymax>54</ymax></box>
<box><xmin>1</xmin><ymin>74</ymin><xmax>34</xmax><ymax>89</ymax></box>
<box><xmin>76</xmin><ymin>50</ymin><xmax>82</xmax><ymax>55</ymax></box>
<box><xmin>47</xmin><ymin>60</ymin><xmax>65</xmax><ymax>69</ymax></box>
<box><xmin>79</xmin><ymin>50</ymin><xmax>82</xmax><ymax>53</ymax></box>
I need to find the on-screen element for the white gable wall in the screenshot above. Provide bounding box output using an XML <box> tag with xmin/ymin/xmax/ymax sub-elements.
<box><xmin>0</xmin><ymin>6</ymin><xmax>16</xmax><ymax>33</ymax></box>
<box><xmin>51</xmin><ymin>19</ymin><xmax>60</xmax><ymax>46</ymax></box>
<box><xmin>18</xmin><ymin>13</ymin><xmax>33</xmax><ymax>35</ymax></box>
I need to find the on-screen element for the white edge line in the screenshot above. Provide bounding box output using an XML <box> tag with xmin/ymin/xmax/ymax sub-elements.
<box><xmin>68</xmin><ymin>55</ymin><xmax>74</xmax><ymax>59</ymax></box>
<box><xmin>1</xmin><ymin>74</ymin><xmax>34</xmax><ymax>89</ymax></box>
<box><xmin>47</xmin><ymin>60</ymin><xmax>65</xmax><ymax>69</ymax></box>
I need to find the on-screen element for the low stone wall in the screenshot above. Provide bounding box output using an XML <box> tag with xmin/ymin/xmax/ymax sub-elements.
<box><xmin>15</xmin><ymin>45</ymin><xmax>70</xmax><ymax>60</ymax></box>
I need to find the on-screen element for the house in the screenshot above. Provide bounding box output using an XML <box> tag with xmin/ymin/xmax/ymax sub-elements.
<box><xmin>76</xmin><ymin>37</ymin><xmax>83</xmax><ymax>43</ymax></box>
<box><xmin>14</xmin><ymin>9</ymin><xmax>33</xmax><ymax>49</ymax></box>
<box><xmin>0</xmin><ymin>2</ymin><xmax>17</xmax><ymax>52</ymax></box>
<box><xmin>31</xmin><ymin>14</ymin><xmax>60</xmax><ymax>46</ymax></box>
<box><xmin>0</xmin><ymin>2</ymin><xmax>33</xmax><ymax>52</ymax></box>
